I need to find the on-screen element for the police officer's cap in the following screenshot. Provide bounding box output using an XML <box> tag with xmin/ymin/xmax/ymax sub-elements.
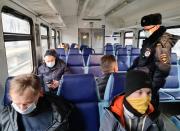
<box><xmin>141</xmin><ymin>13</ymin><xmax>162</xmax><ymax>27</ymax></box>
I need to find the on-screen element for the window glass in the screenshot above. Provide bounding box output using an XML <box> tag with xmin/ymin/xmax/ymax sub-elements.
<box><xmin>2</xmin><ymin>12</ymin><xmax>30</xmax><ymax>34</ymax></box>
<box><xmin>40</xmin><ymin>26</ymin><xmax>48</xmax><ymax>36</ymax></box>
<box><xmin>51</xmin><ymin>39</ymin><xmax>55</xmax><ymax>49</ymax></box>
<box><xmin>5</xmin><ymin>41</ymin><xmax>33</xmax><ymax>76</ymax></box>
<box><xmin>125</xmin><ymin>32</ymin><xmax>133</xmax><ymax>45</ymax></box>
<box><xmin>167</xmin><ymin>28</ymin><xmax>180</xmax><ymax>58</ymax></box>
<box><xmin>52</xmin><ymin>30</ymin><xmax>55</xmax><ymax>37</ymax></box>
<box><xmin>41</xmin><ymin>39</ymin><xmax>48</xmax><ymax>56</ymax></box>
<box><xmin>125</xmin><ymin>32</ymin><xmax>133</xmax><ymax>37</ymax></box>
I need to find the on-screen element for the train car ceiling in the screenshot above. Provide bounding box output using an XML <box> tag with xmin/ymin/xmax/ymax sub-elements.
<box><xmin>9</xmin><ymin>0</ymin><xmax>180</xmax><ymax>33</ymax></box>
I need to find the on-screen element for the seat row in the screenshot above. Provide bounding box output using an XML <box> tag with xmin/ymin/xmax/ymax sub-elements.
<box><xmin>3</xmin><ymin>72</ymin><xmax>180</xmax><ymax>130</ymax></box>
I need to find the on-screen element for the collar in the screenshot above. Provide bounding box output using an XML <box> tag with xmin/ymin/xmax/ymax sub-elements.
<box><xmin>145</xmin><ymin>26</ymin><xmax>166</xmax><ymax>45</ymax></box>
<box><xmin>110</xmin><ymin>94</ymin><xmax>156</xmax><ymax>127</ymax></box>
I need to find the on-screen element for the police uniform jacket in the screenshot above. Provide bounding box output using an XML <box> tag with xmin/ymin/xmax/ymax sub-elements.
<box><xmin>129</xmin><ymin>26</ymin><xmax>178</xmax><ymax>90</ymax></box>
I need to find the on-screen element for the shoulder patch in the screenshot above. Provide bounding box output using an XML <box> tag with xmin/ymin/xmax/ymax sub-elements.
<box><xmin>160</xmin><ymin>54</ymin><xmax>169</xmax><ymax>64</ymax></box>
<box><xmin>144</xmin><ymin>48</ymin><xmax>151</xmax><ymax>57</ymax></box>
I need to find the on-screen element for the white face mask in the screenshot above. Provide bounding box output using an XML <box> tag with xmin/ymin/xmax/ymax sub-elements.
<box><xmin>12</xmin><ymin>102</ymin><xmax>36</xmax><ymax>115</ymax></box>
<box><xmin>144</xmin><ymin>30</ymin><xmax>152</xmax><ymax>38</ymax></box>
<box><xmin>46</xmin><ymin>61</ymin><xmax>55</xmax><ymax>68</ymax></box>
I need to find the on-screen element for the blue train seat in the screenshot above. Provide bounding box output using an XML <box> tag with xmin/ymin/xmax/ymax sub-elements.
<box><xmin>87</xmin><ymin>54</ymin><xmax>103</xmax><ymax>77</ymax></box>
<box><xmin>130</xmin><ymin>48</ymin><xmax>140</xmax><ymax>65</ymax></box>
<box><xmin>104</xmin><ymin>72</ymin><xmax>126</xmax><ymax>101</ymax></box>
<box><xmin>82</xmin><ymin>48</ymin><xmax>95</xmax><ymax>65</ymax></box>
<box><xmin>104</xmin><ymin>44</ymin><xmax>114</xmax><ymax>55</ymax></box>
<box><xmin>57</xmin><ymin>74</ymin><xmax>100</xmax><ymax>131</ymax></box>
<box><xmin>55</xmin><ymin>48</ymin><xmax>67</xmax><ymax>62</ymax></box>
<box><xmin>2</xmin><ymin>76</ymin><xmax>13</xmax><ymax>106</ymax></box>
<box><xmin>164</xmin><ymin>53</ymin><xmax>179</xmax><ymax>89</ymax></box>
<box><xmin>67</xmin><ymin>54</ymin><xmax>85</xmax><ymax>74</ymax></box>
<box><xmin>68</xmin><ymin>48</ymin><xmax>81</xmax><ymax>55</ymax></box>
<box><xmin>116</xmin><ymin>48</ymin><xmax>130</xmax><ymax>72</ymax></box>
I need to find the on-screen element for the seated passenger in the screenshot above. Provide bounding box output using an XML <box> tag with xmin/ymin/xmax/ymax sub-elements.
<box><xmin>100</xmin><ymin>70</ymin><xmax>165</xmax><ymax>131</ymax></box>
<box><xmin>0</xmin><ymin>74</ymin><xmax>73</xmax><ymax>131</ymax></box>
<box><xmin>38</xmin><ymin>49</ymin><xmax>70</xmax><ymax>94</ymax></box>
<box><xmin>96</xmin><ymin>55</ymin><xmax>118</xmax><ymax>99</ymax></box>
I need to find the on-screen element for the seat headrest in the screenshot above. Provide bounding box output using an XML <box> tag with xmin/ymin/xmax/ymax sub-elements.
<box><xmin>67</xmin><ymin>55</ymin><xmax>85</xmax><ymax>66</ymax></box>
<box><xmin>131</xmin><ymin>48</ymin><xmax>140</xmax><ymax>55</ymax></box>
<box><xmin>87</xmin><ymin>54</ymin><xmax>103</xmax><ymax>66</ymax></box>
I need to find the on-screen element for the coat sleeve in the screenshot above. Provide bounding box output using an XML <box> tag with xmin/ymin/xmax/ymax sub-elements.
<box><xmin>99</xmin><ymin>109</ymin><xmax>125</xmax><ymax>131</ymax></box>
<box><xmin>155</xmin><ymin>33</ymin><xmax>178</xmax><ymax>75</ymax></box>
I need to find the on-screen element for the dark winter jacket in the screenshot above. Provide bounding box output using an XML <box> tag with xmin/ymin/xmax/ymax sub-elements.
<box><xmin>0</xmin><ymin>93</ymin><xmax>73</xmax><ymax>131</ymax></box>
<box><xmin>96</xmin><ymin>73</ymin><xmax>111</xmax><ymax>99</ymax></box>
<box><xmin>129</xmin><ymin>26</ymin><xmax>178</xmax><ymax>91</ymax></box>
<box><xmin>100</xmin><ymin>95</ymin><xmax>165</xmax><ymax>131</ymax></box>
<box><xmin>38</xmin><ymin>59</ymin><xmax>70</xmax><ymax>92</ymax></box>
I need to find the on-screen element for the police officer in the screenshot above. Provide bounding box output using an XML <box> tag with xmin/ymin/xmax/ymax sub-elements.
<box><xmin>129</xmin><ymin>13</ymin><xmax>178</xmax><ymax>107</ymax></box>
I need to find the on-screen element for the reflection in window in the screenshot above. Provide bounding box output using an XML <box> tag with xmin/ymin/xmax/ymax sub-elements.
<box><xmin>167</xmin><ymin>28</ymin><xmax>180</xmax><ymax>58</ymax></box>
<box><xmin>5</xmin><ymin>41</ymin><xmax>33</xmax><ymax>76</ymax></box>
<box><xmin>2</xmin><ymin>13</ymin><xmax>30</xmax><ymax>34</ymax></box>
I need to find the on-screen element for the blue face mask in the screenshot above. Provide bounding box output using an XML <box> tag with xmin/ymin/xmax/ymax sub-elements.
<box><xmin>46</xmin><ymin>61</ymin><xmax>55</xmax><ymax>68</ymax></box>
<box><xmin>12</xmin><ymin>102</ymin><xmax>36</xmax><ymax>115</ymax></box>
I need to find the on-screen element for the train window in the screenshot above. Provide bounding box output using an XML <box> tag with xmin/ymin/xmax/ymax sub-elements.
<box><xmin>2</xmin><ymin>13</ymin><xmax>30</xmax><ymax>34</ymax></box>
<box><xmin>124</xmin><ymin>32</ymin><xmax>133</xmax><ymax>46</ymax></box>
<box><xmin>40</xmin><ymin>25</ymin><xmax>48</xmax><ymax>56</ymax></box>
<box><xmin>2</xmin><ymin>11</ymin><xmax>33</xmax><ymax>76</ymax></box>
<box><xmin>138</xmin><ymin>30</ymin><xmax>145</xmax><ymax>48</ymax></box>
<box><xmin>5</xmin><ymin>41</ymin><xmax>33</xmax><ymax>76</ymax></box>
<box><xmin>51</xmin><ymin>29</ymin><xmax>55</xmax><ymax>48</ymax></box>
<box><xmin>166</xmin><ymin>28</ymin><xmax>180</xmax><ymax>58</ymax></box>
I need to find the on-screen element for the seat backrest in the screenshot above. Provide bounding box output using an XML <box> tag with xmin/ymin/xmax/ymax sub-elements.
<box><xmin>115</xmin><ymin>48</ymin><xmax>128</xmax><ymax>55</ymax></box>
<box><xmin>117</xmin><ymin>55</ymin><xmax>130</xmax><ymax>71</ymax></box>
<box><xmin>82</xmin><ymin>48</ymin><xmax>95</xmax><ymax>55</ymax></box>
<box><xmin>68</xmin><ymin>48</ymin><xmax>81</xmax><ymax>55</ymax></box>
<box><xmin>87</xmin><ymin>54</ymin><xmax>103</xmax><ymax>66</ymax></box>
<box><xmin>87</xmin><ymin>54</ymin><xmax>103</xmax><ymax>76</ymax></box>
<box><xmin>67</xmin><ymin>54</ymin><xmax>85</xmax><ymax>66</ymax></box>
<box><xmin>70</xmin><ymin>43</ymin><xmax>76</xmax><ymax>48</ymax></box>
<box><xmin>104</xmin><ymin>72</ymin><xmax>126</xmax><ymax>101</ymax></box>
<box><xmin>3</xmin><ymin>77</ymin><xmax>14</xmax><ymax>106</ymax></box>
<box><xmin>67</xmin><ymin>54</ymin><xmax>85</xmax><ymax>74</ymax></box>
<box><xmin>55</xmin><ymin>48</ymin><xmax>66</xmax><ymax>56</ymax></box>
<box><xmin>115</xmin><ymin>44</ymin><xmax>122</xmax><ymax>51</ymax></box>
<box><xmin>80</xmin><ymin>45</ymin><xmax>88</xmax><ymax>51</ymax></box>
<box><xmin>130</xmin><ymin>48</ymin><xmax>140</xmax><ymax>65</ymax></box>
<box><xmin>164</xmin><ymin>53</ymin><xmax>179</xmax><ymax>89</ymax></box>
<box><xmin>57</xmin><ymin>74</ymin><xmax>100</xmax><ymax>131</ymax></box>
<box><xmin>105</xmin><ymin>44</ymin><xmax>113</xmax><ymax>51</ymax></box>
<box><xmin>83</xmin><ymin>48</ymin><xmax>95</xmax><ymax>65</ymax></box>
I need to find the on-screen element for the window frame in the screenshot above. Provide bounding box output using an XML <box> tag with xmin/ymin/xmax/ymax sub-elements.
<box><xmin>2</xmin><ymin>6</ymin><xmax>35</xmax><ymax>76</ymax></box>
<box><xmin>124</xmin><ymin>31</ymin><xmax>134</xmax><ymax>46</ymax></box>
